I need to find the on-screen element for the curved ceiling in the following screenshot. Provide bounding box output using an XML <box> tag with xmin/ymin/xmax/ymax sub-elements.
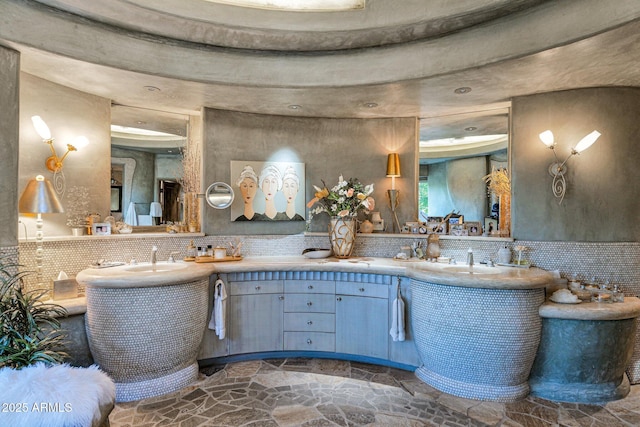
<box><xmin>1</xmin><ymin>0</ymin><xmax>640</xmax><ymax>142</ymax></box>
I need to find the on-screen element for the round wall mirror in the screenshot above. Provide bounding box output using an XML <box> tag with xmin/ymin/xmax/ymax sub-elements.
<box><xmin>205</xmin><ymin>182</ymin><xmax>235</xmax><ymax>209</ymax></box>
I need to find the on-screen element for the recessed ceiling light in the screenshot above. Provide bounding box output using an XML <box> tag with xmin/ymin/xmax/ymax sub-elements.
<box><xmin>454</xmin><ymin>87</ymin><xmax>472</xmax><ymax>94</ymax></box>
<box><xmin>464</xmin><ymin>126</ymin><xmax>477</xmax><ymax>132</ymax></box>
<box><xmin>144</xmin><ymin>86</ymin><xmax>161</xmax><ymax>92</ymax></box>
<box><xmin>364</xmin><ymin>102</ymin><xmax>378</xmax><ymax>108</ymax></box>
<box><xmin>288</xmin><ymin>105</ymin><xmax>302</xmax><ymax>110</ymax></box>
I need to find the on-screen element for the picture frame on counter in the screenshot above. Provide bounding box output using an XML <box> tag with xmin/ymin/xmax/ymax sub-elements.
<box><xmin>465</xmin><ymin>221</ymin><xmax>482</xmax><ymax>236</ymax></box>
<box><xmin>449</xmin><ymin>224</ymin><xmax>468</xmax><ymax>236</ymax></box>
<box><xmin>484</xmin><ymin>217</ymin><xmax>498</xmax><ymax>236</ymax></box>
<box><xmin>92</xmin><ymin>222</ymin><xmax>111</xmax><ymax>236</ymax></box>
<box><xmin>426</xmin><ymin>221</ymin><xmax>447</xmax><ymax>235</ymax></box>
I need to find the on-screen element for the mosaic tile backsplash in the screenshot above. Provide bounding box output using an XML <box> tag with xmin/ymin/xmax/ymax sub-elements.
<box><xmin>13</xmin><ymin>234</ymin><xmax>640</xmax><ymax>297</ymax></box>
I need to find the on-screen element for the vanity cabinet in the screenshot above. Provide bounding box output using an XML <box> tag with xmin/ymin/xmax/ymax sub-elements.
<box><xmin>228</xmin><ymin>280</ymin><xmax>284</xmax><ymax>355</ymax></box>
<box><xmin>336</xmin><ymin>280</ymin><xmax>389</xmax><ymax>359</ymax></box>
<box><xmin>284</xmin><ymin>280</ymin><xmax>336</xmax><ymax>352</ymax></box>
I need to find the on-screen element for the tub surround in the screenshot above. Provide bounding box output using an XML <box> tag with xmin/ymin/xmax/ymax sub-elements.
<box><xmin>530</xmin><ymin>298</ymin><xmax>640</xmax><ymax>403</ymax></box>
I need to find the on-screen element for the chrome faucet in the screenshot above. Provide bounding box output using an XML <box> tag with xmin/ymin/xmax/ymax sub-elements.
<box><xmin>467</xmin><ymin>248</ymin><xmax>474</xmax><ymax>267</ymax></box>
<box><xmin>151</xmin><ymin>245</ymin><xmax>158</xmax><ymax>265</ymax></box>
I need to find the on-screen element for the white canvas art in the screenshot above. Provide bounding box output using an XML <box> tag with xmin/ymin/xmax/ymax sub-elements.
<box><xmin>230</xmin><ymin>161</ymin><xmax>305</xmax><ymax>222</ymax></box>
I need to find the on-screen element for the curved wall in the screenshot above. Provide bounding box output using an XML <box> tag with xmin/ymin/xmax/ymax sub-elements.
<box><xmin>511</xmin><ymin>87</ymin><xmax>640</xmax><ymax>242</ymax></box>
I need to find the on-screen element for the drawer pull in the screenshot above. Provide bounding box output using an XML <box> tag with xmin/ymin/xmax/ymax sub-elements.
<box><xmin>255</xmin><ymin>285</ymin><xmax>261</xmax><ymax>291</ymax></box>
<box><xmin>279</xmin><ymin>295</ymin><xmax>284</xmax><ymax>300</ymax></box>
<box><xmin>307</xmin><ymin>339</ymin><xmax>312</xmax><ymax>345</ymax></box>
<box><xmin>308</xmin><ymin>285</ymin><xmax>314</xmax><ymax>290</ymax></box>
<box><xmin>307</xmin><ymin>320</ymin><xmax>313</xmax><ymax>325</ymax></box>
<box><xmin>336</xmin><ymin>297</ymin><xmax>342</xmax><ymax>301</ymax></box>
<box><xmin>307</xmin><ymin>301</ymin><xmax>313</xmax><ymax>307</ymax></box>
<box><xmin>359</xmin><ymin>287</ymin><xmax>365</xmax><ymax>292</ymax></box>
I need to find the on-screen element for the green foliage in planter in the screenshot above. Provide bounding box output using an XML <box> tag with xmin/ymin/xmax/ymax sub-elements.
<box><xmin>0</xmin><ymin>256</ymin><xmax>68</xmax><ymax>369</ymax></box>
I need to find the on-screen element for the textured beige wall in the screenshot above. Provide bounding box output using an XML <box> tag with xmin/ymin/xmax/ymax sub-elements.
<box><xmin>511</xmin><ymin>87</ymin><xmax>640</xmax><ymax>242</ymax></box>
<box><xmin>0</xmin><ymin>45</ymin><xmax>19</xmax><ymax>247</ymax></box>
<box><xmin>202</xmin><ymin>109</ymin><xmax>418</xmax><ymax>235</ymax></box>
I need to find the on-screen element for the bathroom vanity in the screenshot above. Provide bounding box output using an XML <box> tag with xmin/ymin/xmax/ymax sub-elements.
<box><xmin>77</xmin><ymin>262</ymin><xmax>216</xmax><ymax>402</ymax></box>
<box><xmin>407</xmin><ymin>262</ymin><xmax>552</xmax><ymax>402</ymax></box>
<box><xmin>77</xmin><ymin>256</ymin><xmax>552</xmax><ymax>403</ymax></box>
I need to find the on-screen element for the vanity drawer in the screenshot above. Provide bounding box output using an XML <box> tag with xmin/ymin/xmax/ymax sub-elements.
<box><xmin>284</xmin><ymin>312</ymin><xmax>335</xmax><ymax>332</ymax></box>
<box><xmin>284</xmin><ymin>294</ymin><xmax>335</xmax><ymax>313</ymax></box>
<box><xmin>336</xmin><ymin>281</ymin><xmax>388</xmax><ymax>299</ymax></box>
<box><xmin>284</xmin><ymin>332</ymin><xmax>335</xmax><ymax>352</ymax></box>
<box><xmin>230</xmin><ymin>280</ymin><xmax>283</xmax><ymax>296</ymax></box>
<box><xmin>285</xmin><ymin>280</ymin><xmax>335</xmax><ymax>294</ymax></box>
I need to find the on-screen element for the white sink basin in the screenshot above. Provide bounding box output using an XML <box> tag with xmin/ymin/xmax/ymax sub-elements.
<box><xmin>442</xmin><ymin>265</ymin><xmax>500</xmax><ymax>275</ymax></box>
<box><xmin>124</xmin><ymin>263</ymin><xmax>188</xmax><ymax>273</ymax></box>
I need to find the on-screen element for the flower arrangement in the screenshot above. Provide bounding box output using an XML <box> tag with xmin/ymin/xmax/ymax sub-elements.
<box><xmin>307</xmin><ymin>175</ymin><xmax>375</xmax><ymax>218</ymax></box>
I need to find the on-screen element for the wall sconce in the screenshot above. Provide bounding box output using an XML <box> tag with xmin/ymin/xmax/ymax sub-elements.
<box><xmin>386</xmin><ymin>153</ymin><xmax>401</xmax><ymax>233</ymax></box>
<box><xmin>539</xmin><ymin>129</ymin><xmax>601</xmax><ymax>204</ymax></box>
<box><xmin>19</xmin><ymin>175</ymin><xmax>64</xmax><ymax>285</ymax></box>
<box><xmin>32</xmin><ymin>115</ymin><xmax>89</xmax><ymax>196</ymax></box>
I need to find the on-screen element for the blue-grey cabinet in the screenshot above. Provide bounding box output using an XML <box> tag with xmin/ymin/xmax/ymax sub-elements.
<box><xmin>335</xmin><ymin>281</ymin><xmax>389</xmax><ymax>359</ymax></box>
<box><xmin>284</xmin><ymin>280</ymin><xmax>336</xmax><ymax>352</ymax></box>
<box><xmin>228</xmin><ymin>280</ymin><xmax>284</xmax><ymax>354</ymax></box>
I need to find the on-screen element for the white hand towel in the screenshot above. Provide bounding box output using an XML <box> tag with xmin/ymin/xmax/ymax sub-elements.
<box><xmin>208</xmin><ymin>278</ymin><xmax>227</xmax><ymax>339</ymax></box>
<box><xmin>124</xmin><ymin>202</ymin><xmax>138</xmax><ymax>226</ymax></box>
<box><xmin>389</xmin><ymin>296</ymin><xmax>406</xmax><ymax>342</ymax></box>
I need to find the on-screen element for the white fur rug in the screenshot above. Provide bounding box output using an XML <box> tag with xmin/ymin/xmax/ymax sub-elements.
<box><xmin>0</xmin><ymin>363</ymin><xmax>115</xmax><ymax>427</ymax></box>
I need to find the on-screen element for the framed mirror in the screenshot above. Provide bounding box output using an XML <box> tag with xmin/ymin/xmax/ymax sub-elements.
<box><xmin>419</xmin><ymin>105</ymin><xmax>510</xmax><ymax>234</ymax></box>
<box><xmin>205</xmin><ymin>182</ymin><xmax>235</xmax><ymax>209</ymax></box>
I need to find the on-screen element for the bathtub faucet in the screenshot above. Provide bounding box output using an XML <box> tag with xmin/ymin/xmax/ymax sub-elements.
<box><xmin>151</xmin><ymin>245</ymin><xmax>158</xmax><ymax>265</ymax></box>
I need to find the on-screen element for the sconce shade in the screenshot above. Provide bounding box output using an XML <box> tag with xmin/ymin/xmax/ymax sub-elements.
<box><xmin>31</xmin><ymin>115</ymin><xmax>51</xmax><ymax>140</ymax></box>
<box><xmin>574</xmin><ymin>130</ymin><xmax>601</xmax><ymax>153</ymax></box>
<box><xmin>386</xmin><ymin>153</ymin><xmax>401</xmax><ymax>177</ymax></box>
<box><xmin>539</xmin><ymin>130</ymin><xmax>555</xmax><ymax>147</ymax></box>
<box><xmin>19</xmin><ymin>175</ymin><xmax>64</xmax><ymax>214</ymax></box>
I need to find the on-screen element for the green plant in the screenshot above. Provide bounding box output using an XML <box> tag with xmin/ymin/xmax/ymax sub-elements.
<box><xmin>0</xmin><ymin>256</ymin><xmax>68</xmax><ymax>369</ymax></box>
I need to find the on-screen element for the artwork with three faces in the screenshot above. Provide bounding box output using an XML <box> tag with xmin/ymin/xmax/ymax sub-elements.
<box><xmin>230</xmin><ymin>160</ymin><xmax>306</xmax><ymax>222</ymax></box>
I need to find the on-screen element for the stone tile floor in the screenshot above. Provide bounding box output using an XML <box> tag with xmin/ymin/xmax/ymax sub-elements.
<box><xmin>109</xmin><ymin>358</ymin><xmax>640</xmax><ymax>426</ymax></box>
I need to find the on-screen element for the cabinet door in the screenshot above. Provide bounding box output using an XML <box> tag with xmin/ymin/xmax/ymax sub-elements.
<box><xmin>336</xmin><ymin>295</ymin><xmax>388</xmax><ymax>359</ymax></box>
<box><xmin>229</xmin><ymin>293</ymin><xmax>283</xmax><ymax>354</ymax></box>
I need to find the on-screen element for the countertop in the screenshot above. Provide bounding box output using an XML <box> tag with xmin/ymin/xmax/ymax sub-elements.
<box><xmin>76</xmin><ymin>256</ymin><xmax>552</xmax><ymax>290</ymax></box>
<box><xmin>539</xmin><ymin>297</ymin><xmax>640</xmax><ymax>320</ymax></box>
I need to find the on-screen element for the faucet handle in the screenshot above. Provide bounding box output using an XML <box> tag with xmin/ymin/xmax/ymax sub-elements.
<box><xmin>168</xmin><ymin>251</ymin><xmax>179</xmax><ymax>263</ymax></box>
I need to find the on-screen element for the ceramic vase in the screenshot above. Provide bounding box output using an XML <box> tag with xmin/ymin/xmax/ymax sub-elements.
<box><xmin>329</xmin><ymin>216</ymin><xmax>356</xmax><ymax>258</ymax></box>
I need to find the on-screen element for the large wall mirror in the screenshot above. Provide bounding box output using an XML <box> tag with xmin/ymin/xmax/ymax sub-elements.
<box><xmin>111</xmin><ymin>105</ymin><xmax>189</xmax><ymax>228</ymax></box>
<box><xmin>419</xmin><ymin>105</ymin><xmax>510</xmax><ymax>232</ymax></box>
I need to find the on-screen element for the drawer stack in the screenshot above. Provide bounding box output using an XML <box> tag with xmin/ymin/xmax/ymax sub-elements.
<box><xmin>284</xmin><ymin>280</ymin><xmax>336</xmax><ymax>352</ymax></box>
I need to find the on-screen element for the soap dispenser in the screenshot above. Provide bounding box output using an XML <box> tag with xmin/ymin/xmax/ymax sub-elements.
<box><xmin>186</xmin><ymin>240</ymin><xmax>197</xmax><ymax>260</ymax></box>
<box><xmin>498</xmin><ymin>245</ymin><xmax>512</xmax><ymax>265</ymax></box>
